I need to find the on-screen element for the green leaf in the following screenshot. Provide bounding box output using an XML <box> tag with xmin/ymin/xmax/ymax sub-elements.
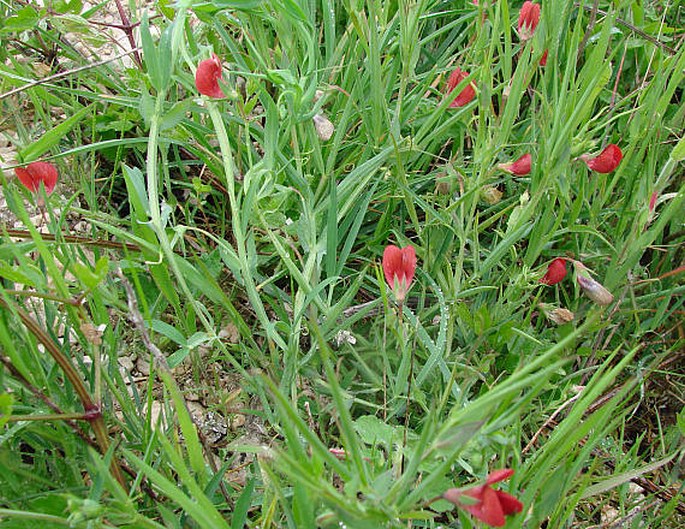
<box><xmin>160</xmin><ymin>100</ymin><xmax>192</xmax><ymax>132</ymax></box>
<box><xmin>122</xmin><ymin>164</ymin><xmax>151</xmax><ymax>221</ymax></box>
<box><xmin>19</xmin><ymin>104</ymin><xmax>94</xmax><ymax>162</ymax></box>
<box><xmin>141</xmin><ymin>14</ymin><xmax>172</xmax><ymax>92</ymax></box>
<box><xmin>1</xmin><ymin>6</ymin><xmax>39</xmax><ymax>34</ymax></box>
<box><xmin>0</xmin><ymin>261</ymin><xmax>36</xmax><ymax>286</ymax></box>
<box><xmin>53</xmin><ymin>0</ymin><xmax>83</xmax><ymax>14</ymax></box>
<box><xmin>231</xmin><ymin>478</ymin><xmax>255</xmax><ymax>529</ymax></box>
<box><xmin>671</xmin><ymin>135</ymin><xmax>685</xmax><ymax>161</ymax></box>
<box><xmin>432</xmin><ymin>421</ymin><xmax>484</xmax><ymax>455</ymax></box>
<box><xmin>580</xmin><ymin>453</ymin><xmax>677</xmax><ymax>499</ymax></box>
<box><xmin>138</xmin><ymin>89</ymin><xmax>155</xmax><ymax>126</ymax></box>
<box><xmin>213</xmin><ymin>0</ymin><xmax>265</xmax><ymax>8</ymax></box>
<box><xmin>150</xmin><ymin>319</ymin><xmax>187</xmax><ymax>346</ymax></box>
<box><xmin>677</xmin><ymin>408</ymin><xmax>685</xmax><ymax>436</ymax></box>
<box><xmin>71</xmin><ymin>256</ymin><xmax>109</xmax><ymax>291</ymax></box>
<box><xmin>0</xmin><ymin>393</ymin><xmax>13</xmax><ymax>429</ymax></box>
<box><xmin>158</xmin><ymin>370</ymin><xmax>208</xmax><ymax>486</ymax></box>
<box><xmin>353</xmin><ymin>415</ymin><xmax>397</xmax><ymax>449</ymax></box>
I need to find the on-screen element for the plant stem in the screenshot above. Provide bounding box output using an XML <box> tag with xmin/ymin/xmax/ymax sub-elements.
<box><xmin>0</xmin><ymin>299</ymin><xmax>126</xmax><ymax>488</ymax></box>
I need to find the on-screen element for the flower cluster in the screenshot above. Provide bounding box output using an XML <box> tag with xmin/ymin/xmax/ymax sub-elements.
<box><xmin>446</xmin><ymin>2</ymin><xmax>622</xmax><ymax>179</ymax></box>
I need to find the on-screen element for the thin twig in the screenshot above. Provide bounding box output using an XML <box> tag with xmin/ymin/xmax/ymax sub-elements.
<box><xmin>525</xmin><ymin>380</ymin><xmax>685</xmax><ymax>515</ymax></box>
<box><xmin>575</xmin><ymin>2</ymin><xmax>678</xmax><ymax>56</ymax></box>
<box><xmin>0</xmin><ymin>298</ymin><xmax>127</xmax><ymax>488</ymax></box>
<box><xmin>113</xmin><ymin>0</ymin><xmax>143</xmax><ymax>68</ymax></box>
<box><xmin>0</xmin><ymin>47</ymin><xmax>142</xmax><ymax>101</ymax></box>
<box><xmin>576</xmin><ymin>0</ymin><xmax>601</xmax><ymax>66</ymax></box>
<box><xmin>2</xmin><ymin>227</ymin><xmax>141</xmax><ymax>252</ymax></box>
<box><xmin>0</xmin><ymin>355</ymin><xmax>96</xmax><ymax>448</ymax></box>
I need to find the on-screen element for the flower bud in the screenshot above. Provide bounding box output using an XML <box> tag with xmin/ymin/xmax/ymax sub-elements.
<box><xmin>497</xmin><ymin>153</ymin><xmax>532</xmax><ymax>176</ymax></box>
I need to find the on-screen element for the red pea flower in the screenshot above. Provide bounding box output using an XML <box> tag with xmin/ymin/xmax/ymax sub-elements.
<box><xmin>518</xmin><ymin>1</ymin><xmax>541</xmax><ymax>41</ymax></box>
<box><xmin>581</xmin><ymin>144</ymin><xmax>622</xmax><ymax>173</ymax></box>
<box><xmin>447</xmin><ymin>68</ymin><xmax>476</xmax><ymax>108</ymax></box>
<box><xmin>541</xmin><ymin>258</ymin><xmax>567</xmax><ymax>285</ymax></box>
<box><xmin>195</xmin><ymin>53</ymin><xmax>225</xmax><ymax>98</ymax></box>
<box><xmin>443</xmin><ymin>469</ymin><xmax>523</xmax><ymax>527</ymax></box>
<box><xmin>497</xmin><ymin>153</ymin><xmax>532</xmax><ymax>176</ymax></box>
<box><xmin>382</xmin><ymin>244</ymin><xmax>417</xmax><ymax>303</ymax></box>
<box><xmin>15</xmin><ymin>161</ymin><xmax>59</xmax><ymax>195</ymax></box>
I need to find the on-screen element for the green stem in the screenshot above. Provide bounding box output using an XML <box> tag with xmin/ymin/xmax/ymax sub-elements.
<box><xmin>0</xmin><ymin>299</ymin><xmax>126</xmax><ymax>488</ymax></box>
<box><xmin>206</xmin><ymin>102</ymin><xmax>287</xmax><ymax>352</ymax></box>
<box><xmin>0</xmin><ymin>509</ymin><xmax>70</xmax><ymax>526</ymax></box>
<box><xmin>5</xmin><ymin>412</ymin><xmax>96</xmax><ymax>422</ymax></box>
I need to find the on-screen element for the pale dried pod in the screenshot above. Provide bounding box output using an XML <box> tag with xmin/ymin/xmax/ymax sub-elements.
<box><xmin>547</xmin><ymin>307</ymin><xmax>574</xmax><ymax>325</ymax></box>
<box><xmin>482</xmin><ymin>185</ymin><xmax>503</xmax><ymax>205</ymax></box>
<box><xmin>313</xmin><ymin>113</ymin><xmax>334</xmax><ymax>141</ymax></box>
<box><xmin>577</xmin><ymin>274</ymin><xmax>614</xmax><ymax>306</ymax></box>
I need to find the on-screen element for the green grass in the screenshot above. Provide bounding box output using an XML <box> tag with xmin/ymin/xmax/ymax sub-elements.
<box><xmin>0</xmin><ymin>0</ymin><xmax>684</xmax><ymax>528</ymax></box>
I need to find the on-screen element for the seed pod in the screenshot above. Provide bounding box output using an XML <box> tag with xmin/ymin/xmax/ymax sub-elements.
<box><xmin>481</xmin><ymin>185</ymin><xmax>503</xmax><ymax>205</ymax></box>
<box><xmin>548</xmin><ymin>307</ymin><xmax>574</xmax><ymax>325</ymax></box>
<box><xmin>577</xmin><ymin>274</ymin><xmax>614</xmax><ymax>306</ymax></box>
<box><xmin>313</xmin><ymin>113</ymin><xmax>334</xmax><ymax>141</ymax></box>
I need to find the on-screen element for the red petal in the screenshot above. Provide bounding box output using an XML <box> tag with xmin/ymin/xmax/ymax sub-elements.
<box><xmin>400</xmin><ymin>245</ymin><xmax>417</xmax><ymax>286</ymax></box>
<box><xmin>447</xmin><ymin>68</ymin><xmax>476</xmax><ymax>108</ymax></box>
<box><xmin>382</xmin><ymin>245</ymin><xmax>403</xmax><ymax>288</ymax></box>
<box><xmin>195</xmin><ymin>54</ymin><xmax>225</xmax><ymax>98</ymax></box>
<box><xmin>471</xmin><ymin>486</ymin><xmax>506</xmax><ymax>527</ymax></box>
<box><xmin>540</xmin><ymin>258</ymin><xmax>567</xmax><ymax>285</ymax></box>
<box><xmin>495</xmin><ymin>490</ymin><xmax>524</xmax><ymax>515</ymax></box>
<box><xmin>485</xmin><ymin>468</ymin><xmax>515</xmax><ymax>485</ymax></box>
<box><xmin>518</xmin><ymin>1</ymin><xmax>541</xmax><ymax>40</ymax></box>
<box><xmin>584</xmin><ymin>144</ymin><xmax>622</xmax><ymax>173</ymax></box>
<box><xmin>443</xmin><ymin>486</ymin><xmax>483</xmax><ymax>506</ymax></box>
<box><xmin>15</xmin><ymin>166</ymin><xmax>39</xmax><ymax>192</ymax></box>
<box><xmin>15</xmin><ymin>162</ymin><xmax>58</xmax><ymax>194</ymax></box>
<box><xmin>30</xmin><ymin>161</ymin><xmax>58</xmax><ymax>194</ymax></box>
<box><xmin>498</xmin><ymin>153</ymin><xmax>531</xmax><ymax>176</ymax></box>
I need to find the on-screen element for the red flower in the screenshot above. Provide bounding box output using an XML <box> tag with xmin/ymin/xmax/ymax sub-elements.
<box><xmin>541</xmin><ymin>258</ymin><xmax>567</xmax><ymax>285</ymax></box>
<box><xmin>581</xmin><ymin>144</ymin><xmax>622</xmax><ymax>173</ymax></box>
<box><xmin>195</xmin><ymin>53</ymin><xmax>225</xmax><ymax>98</ymax></box>
<box><xmin>443</xmin><ymin>469</ymin><xmax>523</xmax><ymax>527</ymax></box>
<box><xmin>15</xmin><ymin>161</ymin><xmax>59</xmax><ymax>195</ymax></box>
<box><xmin>447</xmin><ymin>68</ymin><xmax>476</xmax><ymax>108</ymax></box>
<box><xmin>382</xmin><ymin>244</ymin><xmax>417</xmax><ymax>303</ymax></box>
<box><xmin>497</xmin><ymin>153</ymin><xmax>532</xmax><ymax>176</ymax></box>
<box><xmin>540</xmin><ymin>49</ymin><xmax>548</xmax><ymax>66</ymax></box>
<box><xmin>518</xmin><ymin>1</ymin><xmax>541</xmax><ymax>41</ymax></box>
